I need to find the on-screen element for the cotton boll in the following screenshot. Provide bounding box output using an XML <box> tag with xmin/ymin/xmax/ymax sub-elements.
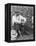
<box><xmin>11</xmin><ymin>30</ymin><xmax>18</xmax><ymax>40</ymax></box>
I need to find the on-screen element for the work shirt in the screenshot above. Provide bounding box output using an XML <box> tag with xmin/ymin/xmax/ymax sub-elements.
<box><xmin>12</xmin><ymin>14</ymin><xmax>26</xmax><ymax>26</ymax></box>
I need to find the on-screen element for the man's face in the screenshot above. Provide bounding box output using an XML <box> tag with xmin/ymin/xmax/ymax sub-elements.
<box><xmin>16</xmin><ymin>14</ymin><xmax>19</xmax><ymax>17</ymax></box>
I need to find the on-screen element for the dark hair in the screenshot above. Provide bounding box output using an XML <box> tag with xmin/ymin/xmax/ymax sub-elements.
<box><xmin>15</xmin><ymin>11</ymin><xmax>23</xmax><ymax>16</ymax></box>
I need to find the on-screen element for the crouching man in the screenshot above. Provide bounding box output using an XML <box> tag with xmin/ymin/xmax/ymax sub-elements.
<box><xmin>11</xmin><ymin>13</ymin><xmax>27</xmax><ymax>40</ymax></box>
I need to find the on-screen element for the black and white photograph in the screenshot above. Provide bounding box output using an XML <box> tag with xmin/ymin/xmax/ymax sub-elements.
<box><xmin>5</xmin><ymin>4</ymin><xmax>35</xmax><ymax>42</ymax></box>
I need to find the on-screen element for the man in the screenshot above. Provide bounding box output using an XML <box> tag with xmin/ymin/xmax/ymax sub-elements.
<box><xmin>11</xmin><ymin>12</ymin><xmax>27</xmax><ymax>39</ymax></box>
